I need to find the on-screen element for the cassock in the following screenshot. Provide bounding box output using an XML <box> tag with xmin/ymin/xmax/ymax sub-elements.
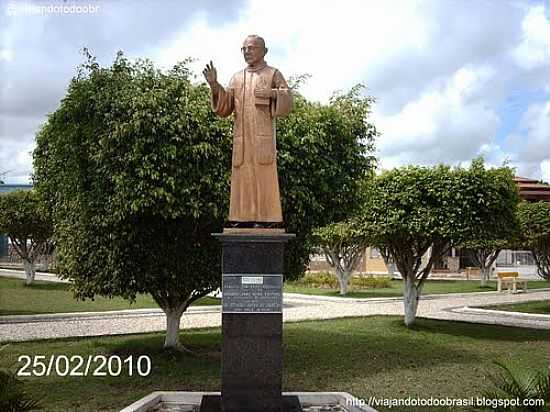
<box><xmin>211</xmin><ymin>62</ymin><xmax>293</xmax><ymax>223</ymax></box>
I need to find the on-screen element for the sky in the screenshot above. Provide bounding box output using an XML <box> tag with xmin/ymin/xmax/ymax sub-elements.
<box><xmin>0</xmin><ymin>0</ymin><xmax>549</xmax><ymax>184</ymax></box>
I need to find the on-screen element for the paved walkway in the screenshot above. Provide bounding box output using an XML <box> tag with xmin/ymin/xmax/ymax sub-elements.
<box><xmin>2</xmin><ymin>270</ymin><xmax>550</xmax><ymax>342</ymax></box>
<box><xmin>0</xmin><ymin>268</ymin><xmax>67</xmax><ymax>283</ymax></box>
<box><xmin>2</xmin><ymin>272</ymin><xmax>550</xmax><ymax>342</ymax></box>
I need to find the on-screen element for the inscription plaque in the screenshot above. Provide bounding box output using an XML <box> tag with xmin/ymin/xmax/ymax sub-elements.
<box><xmin>223</xmin><ymin>274</ymin><xmax>283</xmax><ymax>313</ymax></box>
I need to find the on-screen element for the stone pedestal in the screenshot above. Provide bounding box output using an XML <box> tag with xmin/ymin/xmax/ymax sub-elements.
<box><xmin>201</xmin><ymin>229</ymin><xmax>299</xmax><ymax>412</ymax></box>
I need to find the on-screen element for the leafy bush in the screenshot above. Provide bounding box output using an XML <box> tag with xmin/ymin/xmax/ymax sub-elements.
<box><xmin>352</xmin><ymin>275</ymin><xmax>392</xmax><ymax>289</ymax></box>
<box><xmin>290</xmin><ymin>272</ymin><xmax>339</xmax><ymax>289</ymax></box>
<box><xmin>289</xmin><ymin>272</ymin><xmax>391</xmax><ymax>290</ymax></box>
<box><xmin>518</xmin><ymin>202</ymin><xmax>550</xmax><ymax>280</ymax></box>
<box><xmin>477</xmin><ymin>361</ymin><xmax>550</xmax><ymax>411</ymax></box>
<box><xmin>0</xmin><ymin>369</ymin><xmax>41</xmax><ymax>412</ymax></box>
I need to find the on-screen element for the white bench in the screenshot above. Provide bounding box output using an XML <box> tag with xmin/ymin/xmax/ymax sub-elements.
<box><xmin>497</xmin><ymin>271</ymin><xmax>528</xmax><ymax>293</ymax></box>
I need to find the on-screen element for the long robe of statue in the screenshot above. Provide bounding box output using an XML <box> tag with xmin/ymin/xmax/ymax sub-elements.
<box><xmin>212</xmin><ymin>62</ymin><xmax>293</xmax><ymax>223</ymax></box>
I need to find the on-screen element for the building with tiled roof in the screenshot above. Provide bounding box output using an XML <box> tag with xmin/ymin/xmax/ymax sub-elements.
<box><xmin>514</xmin><ymin>176</ymin><xmax>550</xmax><ymax>202</ymax></box>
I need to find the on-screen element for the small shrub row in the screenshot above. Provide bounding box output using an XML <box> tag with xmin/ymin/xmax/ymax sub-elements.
<box><xmin>352</xmin><ymin>275</ymin><xmax>392</xmax><ymax>289</ymax></box>
<box><xmin>289</xmin><ymin>272</ymin><xmax>392</xmax><ymax>290</ymax></box>
<box><xmin>290</xmin><ymin>272</ymin><xmax>338</xmax><ymax>289</ymax></box>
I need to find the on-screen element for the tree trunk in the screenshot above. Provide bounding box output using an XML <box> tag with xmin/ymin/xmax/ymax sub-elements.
<box><xmin>533</xmin><ymin>250</ymin><xmax>550</xmax><ymax>280</ymax></box>
<box><xmin>163</xmin><ymin>308</ymin><xmax>185</xmax><ymax>349</ymax></box>
<box><xmin>23</xmin><ymin>260</ymin><xmax>35</xmax><ymax>286</ymax></box>
<box><xmin>336</xmin><ymin>269</ymin><xmax>350</xmax><ymax>295</ymax></box>
<box><xmin>403</xmin><ymin>276</ymin><xmax>419</xmax><ymax>327</ymax></box>
<box><xmin>473</xmin><ymin>249</ymin><xmax>497</xmax><ymax>288</ymax></box>
<box><xmin>382</xmin><ymin>255</ymin><xmax>396</xmax><ymax>276</ymax></box>
<box><xmin>480</xmin><ymin>266</ymin><xmax>490</xmax><ymax>287</ymax></box>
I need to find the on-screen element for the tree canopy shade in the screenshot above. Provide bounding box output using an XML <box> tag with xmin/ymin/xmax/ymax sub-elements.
<box><xmin>33</xmin><ymin>52</ymin><xmax>377</xmax><ymax>347</ymax></box>
<box><xmin>360</xmin><ymin>160</ymin><xmax>519</xmax><ymax>326</ymax></box>
<box><xmin>0</xmin><ymin>190</ymin><xmax>53</xmax><ymax>285</ymax></box>
<box><xmin>518</xmin><ymin>201</ymin><xmax>550</xmax><ymax>280</ymax></box>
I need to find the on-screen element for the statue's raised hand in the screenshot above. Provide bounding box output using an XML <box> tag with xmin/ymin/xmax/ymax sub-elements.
<box><xmin>202</xmin><ymin>61</ymin><xmax>217</xmax><ymax>88</ymax></box>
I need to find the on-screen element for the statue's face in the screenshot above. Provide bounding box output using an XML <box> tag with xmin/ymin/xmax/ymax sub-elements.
<box><xmin>241</xmin><ymin>37</ymin><xmax>266</xmax><ymax>66</ymax></box>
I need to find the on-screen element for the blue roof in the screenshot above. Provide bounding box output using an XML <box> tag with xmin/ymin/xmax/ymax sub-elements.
<box><xmin>0</xmin><ymin>184</ymin><xmax>33</xmax><ymax>193</ymax></box>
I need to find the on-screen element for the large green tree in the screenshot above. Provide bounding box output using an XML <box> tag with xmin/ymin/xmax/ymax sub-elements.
<box><xmin>518</xmin><ymin>201</ymin><xmax>550</xmax><ymax>280</ymax></box>
<box><xmin>34</xmin><ymin>52</ymin><xmax>232</xmax><ymax>348</ymax></box>
<box><xmin>361</xmin><ymin>160</ymin><xmax>518</xmax><ymax>326</ymax></box>
<box><xmin>278</xmin><ymin>85</ymin><xmax>377</xmax><ymax>278</ymax></box>
<box><xmin>0</xmin><ymin>190</ymin><xmax>53</xmax><ymax>285</ymax></box>
<box><xmin>33</xmin><ymin>52</ymin><xmax>377</xmax><ymax>348</ymax></box>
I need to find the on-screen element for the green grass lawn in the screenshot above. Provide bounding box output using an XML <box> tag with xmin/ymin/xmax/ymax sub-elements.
<box><xmin>483</xmin><ymin>300</ymin><xmax>550</xmax><ymax>315</ymax></box>
<box><xmin>2</xmin><ymin>316</ymin><xmax>550</xmax><ymax>411</ymax></box>
<box><xmin>284</xmin><ymin>279</ymin><xmax>550</xmax><ymax>298</ymax></box>
<box><xmin>0</xmin><ymin>277</ymin><xmax>220</xmax><ymax>315</ymax></box>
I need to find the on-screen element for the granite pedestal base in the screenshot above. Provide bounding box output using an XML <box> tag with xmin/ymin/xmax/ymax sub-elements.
<box><xmin>209</xmin><ymin>230</ymin><xmax>298</xmax><ymax>412</ymax></box>
<box><xmin>199</xmin><ymin>394</ymin><xmax>302</xmax><ymax>412</ymax></box>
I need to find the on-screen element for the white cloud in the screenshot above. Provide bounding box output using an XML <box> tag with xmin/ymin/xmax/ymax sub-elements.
<box><xmin>502</xmin><ymin>101</ymin><xmax>550</xmax><ymax>180</ymax></box>
<box><xmin>154</xmin><ymin>0</ymin><xmax>433</xmax><ymax>103</ymax></box>
<box><xmin>517</xmin><ymin>101</ymin><xmax>550</xmax><ymax>161</ymax></box>
<box><xmin>153</xmin><ymin>0</ymin><xmax>533</xmax><ymax>177</ymax></box>
<box><xmin>0</xmin><ymin>49</ymin><xmax>14</xmax><ymax>61</ymax></box>
<box><xmin>479</xmin><ymin>142</ymin><xmax>510</xmax><ymax>168</ymax></box>
<box><xmin>152</xmin><ymin>11</ymin><xmax>246</xmax><ymax>85</ymax></box>
<box><xmin>374</xmin><ymin>64</ymin><xmax>500</xmax><ymax>168</ymax></box>
<box><xmin>0</xmin><ymin>137</ymin><xmax>34</xmax><ymax>184</ymax></box>
<box><xmin>512</xmin><ymin>5</ymin><xmax>550</xmax><ymax>70</ymax></box>
<box><xmin>1</xmin><ymin>0</ymin><xmax>549</xmax><ymax>184</ymax></box>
